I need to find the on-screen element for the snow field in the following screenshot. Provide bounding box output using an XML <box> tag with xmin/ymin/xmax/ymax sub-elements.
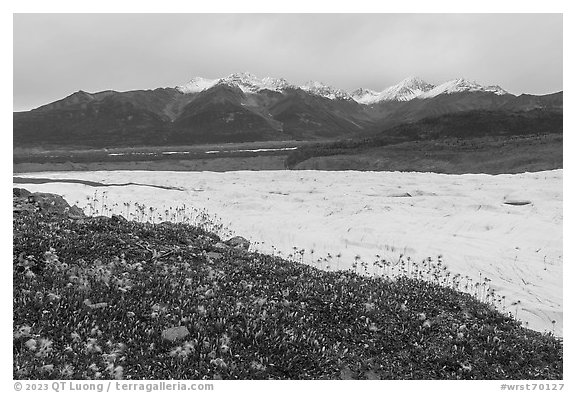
<box><xmin>15</xmin><ymin>169</ymin><xmax>563</xmax><ymax>335</ymax></box>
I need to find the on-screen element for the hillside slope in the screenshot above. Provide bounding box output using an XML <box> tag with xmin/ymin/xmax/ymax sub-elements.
<box><xmin>13</xmin><ymin>190</ymin><xmax>562</xmax><ymax>380</ymax></box>
<box><xmin>286</xmin><ymin>109</ymin><xmax>563</xmax><ymax>170</ymax></box>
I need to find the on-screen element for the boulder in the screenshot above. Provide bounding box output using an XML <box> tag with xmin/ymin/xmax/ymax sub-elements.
<box><xmin>225</xmin><ymin>236</ymin><xmax>250</xmax><ymax>250</ymax></box>
<box><xmin>111</xmin><ymin>214</ymin><xmax>127</xmax><ymax>223</ymax></box>
<box><xmin>389</xmin><ymin>192</ymin><xmax>412</xmax><ymax>198</ymax></box>
<box><xmin>13</xmin><ymin>188</ymin><xmax>32</xmax><ymax>198</ymax></box>
<box><xmin>504</xmin><ymin>200</ymin><xmax>532</xmax><ymax>206</ymax></box>
<box><xmin>206</xmin><ymin>251</ymin><xmax>223</xmax><ymax>261</ymax></box>
<box><xmin>161</xmin><ymin>326</ymin><xmax>189</xmax><ymax>342</ymax></box>
<box><xmin>67</xmin><ymin>205</ymin><xmax>85</xmax><ymax>218</ymax></box>
<box><xmin>213</xmin><ymin>242</ymin><xmax>229</xmax><ymax>250</ymax></box>
<box><xmin>13</xmin><ymin>205</ymin><xmax>36</xmax><ymax>214</ymax></box>
<box><xmin>14</xmin><ymin>189</ymin><xmax>86</xmax><ymax>217</ymax></box>
<box><xmin>31</xmin><ymin>192</ymin><xmax>85</xmax><ymax>216</ymax></box>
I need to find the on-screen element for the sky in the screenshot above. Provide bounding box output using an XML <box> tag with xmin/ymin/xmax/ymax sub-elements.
<box><xmin>13</xmin><ymin>13</ymin><xmax>563</xmax><ymax>111</ymax></box>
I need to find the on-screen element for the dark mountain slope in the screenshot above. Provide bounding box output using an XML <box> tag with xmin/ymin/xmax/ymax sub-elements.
<box><xmin>384</xmin><ymin>108</ymin><xmax>563</xmax><ymax>140</ymax></box>
<box><xmin>499</xmin><ymin>91</ymin><xmax>563</xmax><ymax>112</ymax></box>
<box><xmin>370</xmin><ymin>91</ymin><xmax>516</xmax><ymax>132</ymax></box>
<box><xmin>285</xmin><ymin>109</ymin><xmax>563</xmax><ymax>168</ymax></box>
<box><xmin>269</xmin><ymin>89</ymin><xmax>365</xmax><ymax>139</ymax></box>
<box><xmin>14</xmin><ymin>97</ymin><xmax>170</xmax><ymax>148</ymax></box>
<box><xmin>172</xmin><ymin>84</ymin><xmax>285</xmax><ymax>144</ymax></box>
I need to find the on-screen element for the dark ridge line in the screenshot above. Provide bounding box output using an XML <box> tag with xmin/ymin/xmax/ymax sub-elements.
<box><xmin>13</xmin><ymin>177</ymin><xmax>184</xmax><ymax>191</ymax></box>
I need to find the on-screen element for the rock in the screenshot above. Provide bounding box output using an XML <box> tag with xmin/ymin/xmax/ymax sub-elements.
<box><xmin>364</xmin><ymin>370</ymin><xmax>381</xmax><ymax>380</ymax></box>
<box><xmin>225</xmin><ymin>236</ymin><xmax>250</xmax><ymax>250</ymax></box>
<box><xmin>161</xmin><ymin>326</ymin><xmax>189</xmax><ymax>342</ymax></box>
<box><xmin>339</xmin><ymin>366</ymin><xmax>356</xmax><ymax>380</ymax></box>
<box><xmin>213</xmin><ymin>242</ymin><xmax>229</xmax><ymax>250</ymax></box>
<box><xmin>32</xmin><ymin>192</ymin><xmax>85</xmax><ymax>216</ymax></box>
<box><xmin>111</xmin><ymin>214</ymin><xmax>127</xmax><ymax>223</ymax></box>
<box><xmin>206</xmin><ymin>251</ymin><xmax>223</xmax><ymax>261</ymax></box>
<box><xmin>13</xmin><ymin>188</ymin><xmax>32</xmax><ymax>198</ymax></box>
<box><xmin>68</xmin><ymin>205</ymin><xmax>85</xmax><ymax>218</ymax></box>
<box><xmin>389</xmin><ymin>192</ymin><xmax>412</xmax><ymax>198</ymax></box>
<box><xmin>504</xmin><ymin>200</ymin><xmax>532</xmax><ymax>206</ymax></box>
<box><xmin>87</xmin><ymin>302</ymin><xmax>108</xmax><ymax>310</ymax></box>
<box><xmin>13</xmin><ymin>189</ymin><xmax>86</xmax><ymax>218</ymax></box>
<box><xmin>13</xmin><ymin>205</ymin><xmax>36</xmax><ymax>214</ymax></box>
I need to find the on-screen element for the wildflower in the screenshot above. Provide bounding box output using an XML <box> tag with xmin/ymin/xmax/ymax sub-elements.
<box><xmin>422</xmin><ymin>320</ymin><xmax>432</xmax><ymax>328</ymax></box>
<box><xmin>418</xmin><ymin>313</ymin><xmax>427</xmax><ymax>321</ymax></box>
<box><xmin>70</xmin><ymin>332</ymin><xmax>81</xmax><ymax>343</ymax></box>
<box><xmin>25</xmin><ymin>338</ymin><xmax>37</xmax><ymax>351</ymax></box>
<box><xmin>169</xmin><ymin>345</ymin><xmax>193</xmax><ymax>358</ymax></box>
<box><xmin>40</xmin><ymin>364</ymin><xmax>54</xmax><ymax>373</ymax></box>
<box><xmin>126</xmin><ymin>311</ymin><xmax>135</xmax><ymax>318</ymax></box>
<box><xmin>90</xmin><ymin>326</ymin><xmax>102</xmax><ymax>337</ymax></box>
<box><xmin>14</xmin><ymin>325</ymin><xmax>32</xmax><ymax>339</ymax></box>
<box><xmin>24</xmin><ymin>269</ymin><xmax>36</xmax><ymax>279</ymax></box>
<box><xmin>47</xmin><ymin>292</ymin><xmax>60</xmax><ymax>302</ymax></box>
<box><xmin>250</xmin><ymin>360</ymin><xmax>266</xmax><ymax>371</ymax></box>
<box><xmin>35</xmin><ymin>338</ymin><xmax>53</xmax><ymax>357</ymax></box>
<box><xmin>220</xmin><ymin>334</ymin><xmax>231</xmax><ymax>352</ymax></box>
<box><xmin>364</xmin><ymin>302</ymin><xmax>375</xmax><ymax>312</ymax></box>
<box><xmin>85</xmin><ymin>338</ymin><xmax>102</xmax><ymax>354</ymax></box>
<box><xmin>113</xmin><ymin>365</ymin><xmax>124</xmax><ymax>379</ymax></box>
<box><xmin>151</xmin><ymin>303</ymin><xmax>163</xmax><ymax>312</ymax></box>
<box><xmin>60</xmin><ymin>364</ymin><xmax>74</xmax><ymax>378</ymax></box>
<box><xmin>210</xmin><ymin>358</ymin><xmax>227</xmax><ymax>368</ymax></box>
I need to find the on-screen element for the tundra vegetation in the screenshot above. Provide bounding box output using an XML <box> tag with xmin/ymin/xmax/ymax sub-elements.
<box><xmin>13</xmin><ymin>190</ymin><xmax>562</xmax><ymax>380</ymax></box>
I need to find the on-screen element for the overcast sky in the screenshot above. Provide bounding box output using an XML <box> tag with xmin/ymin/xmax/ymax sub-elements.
<box><xmin>13</xmin><ymin>13</ymin><xmax>562</xmax><ymax>111</ymax></box>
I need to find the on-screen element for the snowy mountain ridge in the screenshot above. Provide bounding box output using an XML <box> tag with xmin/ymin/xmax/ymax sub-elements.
<box><xmin>177</xmin><ymin>73</ymin><xmax>510</xmax><ymax>103</ymax></box>
<box><xmin>419</xmin><ymin>78</ymin><xmax>509</xmax><ymax>99</ymax></box>
<box><xmin>300</xmin><ymin>80</ymin><xmax>353</xmax><ymax>100</ymax></box>
<box><xmin>177</xmin><ymin>72</ymin><xmax>296</xmax><ymax>95</ymax></box>
<box><xmin>352</xmin><ymin>76</ymin><xmax>436</xmax><ymax>104</ymax></box>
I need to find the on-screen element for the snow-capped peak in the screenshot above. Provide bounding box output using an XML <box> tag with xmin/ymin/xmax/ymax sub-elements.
<box><xmin>260</xmin><ymin>77</ymin><xmax>294</xmax><ymax>91</ymax></box>
<box><xmin>376</xmin><ymin>76</ymin><xmax>435</xmax><ymax>102</ymax></box>
<box><xmin>419</xmin><ymin>78</ymin><xmax>509</xmax><ymax>98</ymax></box>
<box><xmin>176</xmin><ymin>77</ymin><xmax>218</xmax><ymax>94</ymax></box>
<box><xmin>349</xmin><ymin>76</ymin><xmax>435</xmax><ymax>104</ymax></box>
<box><xmin>177</xmin><ymin>73</ymin><xmax>295</xmax><ymax>95</ymax></box>
<box><xmin>350</xmin><ymin>88</ymin><xmax>380</xmax><ymax>104</ymax></box>
<box><xmin>483</xmin><ymin>85</ymin><xmax>509</xmax><ymax>96</ymax></box>
<box><xmin>178</xmin><ymin>73</ymin><xmax>510</xmax><ymax>102</ymax></box>
<box><xmin>219</xmin><ymin>72</ymin><xmax>260</xmax><ymax>91</ymax></box>
<box><xmin>300</xmin><ymin>81</ymin><xmax>352</xmax><ymax>100</ymax></box>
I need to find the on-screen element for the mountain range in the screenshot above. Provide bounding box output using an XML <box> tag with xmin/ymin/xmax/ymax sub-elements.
<box><xmin>13</xmin><ymin>72</ymin><xmax>563</xmax><ymax>148</ymax></box>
